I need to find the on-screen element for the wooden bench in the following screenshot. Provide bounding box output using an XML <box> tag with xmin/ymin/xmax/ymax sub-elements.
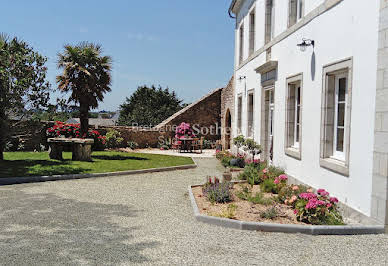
<box><xmin>47</xmin><ymin>138</ymin><xmax>94</xmax><ymax>161</ymax></box>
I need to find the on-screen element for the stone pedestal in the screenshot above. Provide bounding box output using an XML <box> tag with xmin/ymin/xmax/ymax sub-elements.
<box><xmin>48</xmin><ymin>144</ymin><xmax>63</xmax><ymax>160</ymax></box>
<box><xmin>72</xmin><ymin>143</ymin><xmax>92</xmax><ymax>161</ymax></box>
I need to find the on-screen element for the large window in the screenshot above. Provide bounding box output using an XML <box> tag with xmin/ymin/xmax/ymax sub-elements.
<box><xmin>289</xmin><ymin>0</ymin><xmax>304</xmax><ymax>27</ymax></box>
<box><xmin>249</xmin><ymin>9</ymin><xmax>255</xmax><ymax>56</ymax></box>
<box><xmin>320</xmin><ymin>58</ymin><xmax>353</xmax><ymax>176</ymax></box>
<box><xmin>247</xmin><ymin>91</ymin><xmax>254</xmax><ymax>137</ymax></box>
<box><xmin>264</xmin><ymin>0</ymin><xmax>274</xmax><ymax>44</ymax></box>
<box><xmin>237</xmin><ymin>95</ymin><xmax>242</xmax><ymax>134</ymax></box>
<box><xmin>285</xmin><ymin>74</ymin><xmax>302</xmax><ymax>159</ymax></box>
<box><xmin>239</xmin><ymin>24</ymin><xmax>244</xmax><ymax>64</ymax></box>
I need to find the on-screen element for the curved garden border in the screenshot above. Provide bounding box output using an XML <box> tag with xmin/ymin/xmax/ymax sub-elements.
<box><xmin>188</xmin><ymin>184</ymin><xmax>384</xmax><ymax>235</ymax></box>
<box><xmin>0</xmin><ymin>162</ymin><xmax>197</xmax><ymax>186</ymax></box>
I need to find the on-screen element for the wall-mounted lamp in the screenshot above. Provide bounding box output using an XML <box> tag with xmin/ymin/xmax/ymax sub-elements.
<box><xmin>238</xmin><ymin>76</ymin><xmax>246</xmax><ymax>81</ymax></box>
<box><xmin>297</xmin><ymin>39</ymin><xmax>315</xmax><ymax>52</ymax></box>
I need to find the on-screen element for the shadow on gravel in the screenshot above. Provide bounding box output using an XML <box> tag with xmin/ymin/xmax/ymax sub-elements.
<box><xmin>0</xmin><ymin>188</ymin><xmax>159</xmax><ymax>264</ymax></box>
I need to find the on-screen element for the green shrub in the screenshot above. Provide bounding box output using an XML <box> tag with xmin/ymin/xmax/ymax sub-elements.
<box><xmin>233</xmin><ymin>135</ymin><xmax>245</xmax><ymax>155</ymax></box>
<box><xmin>260</xmin><ymin>207</ymin><xmax>278</xmax><ymax>220</ymax></box>
<box><xmin>248</xmin><ymin>192</ymin><xmax>274</xmax><ymax>206</ymax></box>
<box><xmin>260</xmin><ymin>178</ymin><xmax>278</xmax><ymax>194</ymax></box>
<box><xmin>105</xmin><ymin>129</ymin><xmax>124</xmax><ymax>149</ymax></box>
<box><xmin>127</xmin><ymin>141</ymin><xmax>139</xmax><ymax>150</ymax></box>
<box><xmin>238</xmin><ymin>164</ymin><xmax>260</xmax><ymax>185</ymax></box>
<box><xmin>221</xmin><ymin>156</ymin><xmax>232</xmax><ymax>167</ymax></box>
<box><xmin>243</xmin><ymin>138</ymin><xmax>261</xmax><ymax>160</ymax></box>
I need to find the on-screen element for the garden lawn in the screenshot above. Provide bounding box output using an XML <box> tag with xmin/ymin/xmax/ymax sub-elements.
<box><xmin>0</xmin><ymin>151</ymin><xmax>194</xmax><ymax>178</ymax></box>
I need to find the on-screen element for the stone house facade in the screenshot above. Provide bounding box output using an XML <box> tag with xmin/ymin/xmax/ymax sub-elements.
<box><xmin>221</xmin><ymin>76</ymin><xmax>235</xmax><ymax>150</ymax></box>
<box><xmin>228</xmin><ymin>0</ymin><xmax>388</xmax><ymax>228</ymax></box>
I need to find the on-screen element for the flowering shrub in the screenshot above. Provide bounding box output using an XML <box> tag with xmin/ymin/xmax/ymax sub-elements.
<box><xmin>46</xmin><ymin>121</ymin><xmax>106</xmax><ymax>146</ymax></box>
<box><xmin>175</xmin><ymin>122</ymin><xmax>196</xmax><ymax>139</ymax></box>
<box><xmin>202</xmin><ymin>176</ymin><xmax>232</xmax><ymax>204</ymax></box>
<box><xmin>278</xmin><ymin>184</ymin><xmax>309</xmax><ymax>206</ymax></box>
<box><xmin>294</xmin><ymin>189</ymin><xmax>344</xmax><ymax>225</ymax></box>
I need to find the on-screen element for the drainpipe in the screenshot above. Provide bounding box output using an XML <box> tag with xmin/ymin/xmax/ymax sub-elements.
<box><xmin>228</xmin><ymin>0</ymin><xmax>237</xmax><ymax>18</ymax></box>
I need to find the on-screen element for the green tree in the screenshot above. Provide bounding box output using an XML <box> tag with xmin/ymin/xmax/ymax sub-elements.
<box><xmin>0</xmin><ymin>34</ymin><xmax>50</xmax><ymax>160</ymax></box>
<box><xmin>118</xmin><ymin>85</ymin><xmax>184</xmax><ymax>126</ymax></box>
<box><xmin>56</xmin><ymin>42</ymin><xmax>112</xmax><ymax>136</ymax></box>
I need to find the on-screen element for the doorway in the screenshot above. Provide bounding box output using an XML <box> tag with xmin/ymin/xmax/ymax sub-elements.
<box><xmin>225</xmin><ymin>109</ymin><xmax>232</xmax><ymax>150</ymax></box>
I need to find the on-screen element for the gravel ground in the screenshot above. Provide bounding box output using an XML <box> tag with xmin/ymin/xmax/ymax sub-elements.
<box><xmin>0</xmin><ymin>158</ymin><xmax>388</xmax><ymax>265</ymax></box>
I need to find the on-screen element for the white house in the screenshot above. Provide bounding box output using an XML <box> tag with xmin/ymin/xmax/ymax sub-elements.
<box><xmin>228</xmin><ymin>0</ymin><xmax>388</xmax><ymax>227</ymax></box>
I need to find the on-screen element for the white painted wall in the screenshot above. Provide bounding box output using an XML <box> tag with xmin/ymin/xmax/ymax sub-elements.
<box><xmin>233</xmin><ymin>0</ymin><xmax>380</xmax><ymax>216</ymax></box>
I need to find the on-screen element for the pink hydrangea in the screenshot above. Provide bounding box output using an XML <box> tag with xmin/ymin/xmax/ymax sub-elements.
<box><xmin>326</xmin><ymin>203</ymin><xmax>332</xmax><ymax>208</ymax></box>
<box><xmin>274</xmin><ymin>179</ymin><xmax>280</xmax><ymax>184</ymax></box>
<box><xmin>317</xmin><ymin>189</ymin><xmax>329</xmax><ymax>197</ymax></box>
<box><xmin>262</xmin><ymin>168</ymin><xmax>268</xmax><ymax>174</ymax></box>
<box><xmin>292</xmin><ymin>185</ymin><xmax>299</xmax><ymax>191</ymax></box>
<box><xmin>294</xmin><ymin>209</ymin><xmax>298</xmax><ymax>214</ymax></box>
<box><xmin>305</xmin><ymin>198</ymin><xmax>326</xmax><ymax>209</ymax></box>
<box><xmin>299</xmin><ymin>192</ymin><xmax>317</xmax><ymax>200</ymax></box>
<box><xmin>278</xmin><ymin>174</ymin><xmax>288</xmax><ymax>181</ymax></box>
<box><xmin>330</xmin><ymin>197</ymin><xmax>339</xmax><ymax>203</ymax></box>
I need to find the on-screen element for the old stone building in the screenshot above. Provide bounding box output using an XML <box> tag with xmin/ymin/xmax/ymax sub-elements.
<box><xmin>220</xmin><ymin>76</ymin><xmax>235</xmax><ymax>150</ymax></box>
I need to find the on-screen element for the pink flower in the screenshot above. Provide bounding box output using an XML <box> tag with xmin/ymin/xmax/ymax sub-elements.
<box><xmin>326</xmin><ymin>203</ymin><xmax>333</xmax><ymax>208</ymax></box>
<box><xmin>292</xmin><ymin>186</ymin><xmax>299</xmax><ymax>191</ymax></box>
<box><xmin>330</xmin><ymin>197</ymin><xmax>339</xmax><ymax>203</ymax></box>
<box><xmin>307</xmin><ymin>188</ymin><xmax>314</xmax><ymax>193</ymax></box>
<box><xmin>274</xmin><ymin>178</ymin><xmax>280</xmax><ymax>184</ymax></box>
<box><xmin>294</xmin><ymin>209</ymin><xmax>298</xmax><ymax>214</ymax></box>
<box><xmin>299</xmin><ymin>192</ymin><xmax>317</xmax><ymax>200</ymax></box>
<box><xmin>262</xmin><ymin>169</ymin><xmax>268</xmax><ymax>174</ymax></box>
<box><xmin>317</xmin><ymin>189</ymin><xmax>329</xmax><ymax>197</ymax></box>
<box><xmin>291</xmin><ymin>195</ymin><xmax>297</xmax><ymax>202</ymax></box>
<box><xmin>278</xmin><ymin>174</ymin><xmax>288</xmax><ymax>181</ymax></box>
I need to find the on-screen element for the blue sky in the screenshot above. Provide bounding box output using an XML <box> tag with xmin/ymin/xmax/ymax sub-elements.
<box><xmin>1</xmin><ymin>0</ymin><xmax>235</xmax><ymax>111</ymax></box>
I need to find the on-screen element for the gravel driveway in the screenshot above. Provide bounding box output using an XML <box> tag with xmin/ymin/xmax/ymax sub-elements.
<box><xmin>0</xmin><ymin>158</ymin><xmax>387</xmax><ymax>265</ymax></box>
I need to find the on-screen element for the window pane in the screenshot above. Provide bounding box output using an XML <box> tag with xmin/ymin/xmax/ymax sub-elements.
<box><xmin>337</xmin><ymin>103</ymin><xmax>345</xmax><ymax>127</ymax></box>
<box><xmin>339</xmin><ymin>78</ymin><xmax>346</xmax><ymax>102</ymax></box>
<box><xmin>296</xmin><ymin>124</ymin><xmax>300</xmax><ymax>142</ymax></box>
<box><xmin>297</xmin><ymin>86</ymin><xmax>301</xmax><ymax>105</ymax></box>
<box><xmin>336</xmin><ymin>128</ymin><xmax>344</xmax><ymax>152</ymax></box>
<box><xmin>296</xmin><ymin>106</ymin><xmax>300</xmax><ymax>124</ymax></box>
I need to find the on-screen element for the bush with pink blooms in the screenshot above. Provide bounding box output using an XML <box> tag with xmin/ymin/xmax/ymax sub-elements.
<box><xmin>294</xmin><ymin>189</ymin><xmax>344</xmax><ymax>225</ymax></box>
<box><xmin>175</xmin><ymin>122</ymin><xmax>196</xmax><ymax>139</ymax></box>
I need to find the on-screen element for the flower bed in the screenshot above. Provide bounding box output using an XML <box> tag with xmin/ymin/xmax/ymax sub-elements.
<box><xmin>192</xmin><ymin>172</ymin><xmax>344</xmax><ymax>226</ymax></box>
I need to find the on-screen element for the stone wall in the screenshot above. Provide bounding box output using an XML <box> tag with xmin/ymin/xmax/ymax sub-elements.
<box><xmin>155</xmin><ymin>87</ymin><xmax>223</xmax><ymax>144</ymax></box>
<box><xmin>372</xmin><ymin>0</ymin><xmax>388</xmax><ymax>228</ymax></box>
<box><xmin>97</xmin><ymin>126</ymin><xmax>161</xmax><ymax>148</ymax></box>
<box><xmin>221</xmin><ymin>76</ymin><xmax>235</xmax><ymax>150</ymax></box>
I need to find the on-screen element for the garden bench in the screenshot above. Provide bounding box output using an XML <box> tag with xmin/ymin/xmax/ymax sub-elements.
<box><xmin>47</xmin><ymin>138</ymin><xmax>94</xmax><ymax>161</ymax></box>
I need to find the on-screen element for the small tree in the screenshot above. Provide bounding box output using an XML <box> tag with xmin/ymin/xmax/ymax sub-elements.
<box><xmin>57</xmin><ymin>42</ymin><xmax>112</xmax><ymax>136</ymax></box>
<box><xmin>118</xmin><ymin>85</ymin><xmax>184</xmax><ymax>126</ymax></box>
<box><xmin>233</xmin><ymin>135</ymin><xmax>245</xmax><ymax>156</ymax></box>
<box><xmin>0</xmin><ymin>34</ymin><xmax>50</xmax><ymax>160</ymax></box>
<box><xmin>244</xmin><ymin>138</ymin><xmax>262</xmax><ymax>161</ymax></box>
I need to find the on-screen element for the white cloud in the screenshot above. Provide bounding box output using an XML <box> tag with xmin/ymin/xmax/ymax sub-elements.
<box><xmin>127</xmin><ymin>33</ymin><xmax>157</xmax><ymax>42</ymax></box>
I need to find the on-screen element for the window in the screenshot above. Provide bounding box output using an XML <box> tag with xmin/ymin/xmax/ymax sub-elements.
<box><xmin>249</xmin><ymin>9</ymin><xmax>255</xmax><ymax>56</ymax></box>
<box><xmin>285</xmin><ymin>74</ymin><xmax>303</xmax><ymax>159</ymax></box>
<box><xmin>247</xmin><ymin>92</ymin><xmax>254</xmax><ymax>137</ymax></box>
<box><xmin>239</xmin><ymin>24</ymin><xmax>244</xmax><ymax>64</ymax></box>
<box><xmin>320</xmin><ymin>58</ymin><xmax>353</xmax><ymax>176</ymax></box>
<box><xmin>265</xmin><ymin>0</ymin><xmax>274</xmax><ymax>44</ymax></box>
<box><xmin>237</xmin><ymin>95</ymin><xmax>242</xmax><ymax>134</ymax></box>
<box><xmin>289</xmin><ymin>0</ymin><xmax>304</xmax><ymax>27</ymax></box>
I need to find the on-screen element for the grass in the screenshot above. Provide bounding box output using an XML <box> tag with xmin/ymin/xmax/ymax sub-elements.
<box><xmin>0</xmin><ymin>151</ymin><xmax>194</xmax><ymax>178</ymax></box>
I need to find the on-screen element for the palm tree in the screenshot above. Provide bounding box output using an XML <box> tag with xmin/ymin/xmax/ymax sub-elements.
<box><xmin>56</xmin><ymin>42</ymin><xmax>112</xmax><ymax>136</ymax></box>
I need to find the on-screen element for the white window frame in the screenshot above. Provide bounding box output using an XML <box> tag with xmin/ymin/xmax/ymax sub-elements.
<box><xmin>239</xmin><ymin>23</ymin><xmax>244</xmax><ymax>64</ymax></box>
<box><xmin>332</xmin><ymin>72</ymin><xmax>348</xmax><ymax>161</ymax></box>
<box><xmin>249</xmin><ymin>9</ymin><xmax>256</xmax><ymax>56</ymax></box>
<box><xmin>293</xmin><ymin>83</ymin><xmax>301</xmax><ymax>149</ymax></box>
<box><xmin>247</xmin><ymin>91</ymin><xmax>254</xmax><ymax>137</ymax></box>
<box><xmin>288</xmin><ymin>0</ymin><xmax>304</xmax><ymax>27</ymax></box>
<box><xmin>285</xmin><ymin>74</ymin><xmax>302</xmax><ymax>160</ymax></box>
<box><xmin>237</xmin><ymin>95</ymin><xmax>243</xmax><ymax>134</ymax></box>
<box><xmin>320</xmin><ymin>58</ymin><xmax>353</xmax><ymax>177</ymax></box>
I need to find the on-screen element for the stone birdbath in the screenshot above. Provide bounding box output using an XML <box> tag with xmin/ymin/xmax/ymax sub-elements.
<box><xmin>47</xmin><ymin>138</ymin><xmax>94</xmax><ymax>161</ymax></box>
